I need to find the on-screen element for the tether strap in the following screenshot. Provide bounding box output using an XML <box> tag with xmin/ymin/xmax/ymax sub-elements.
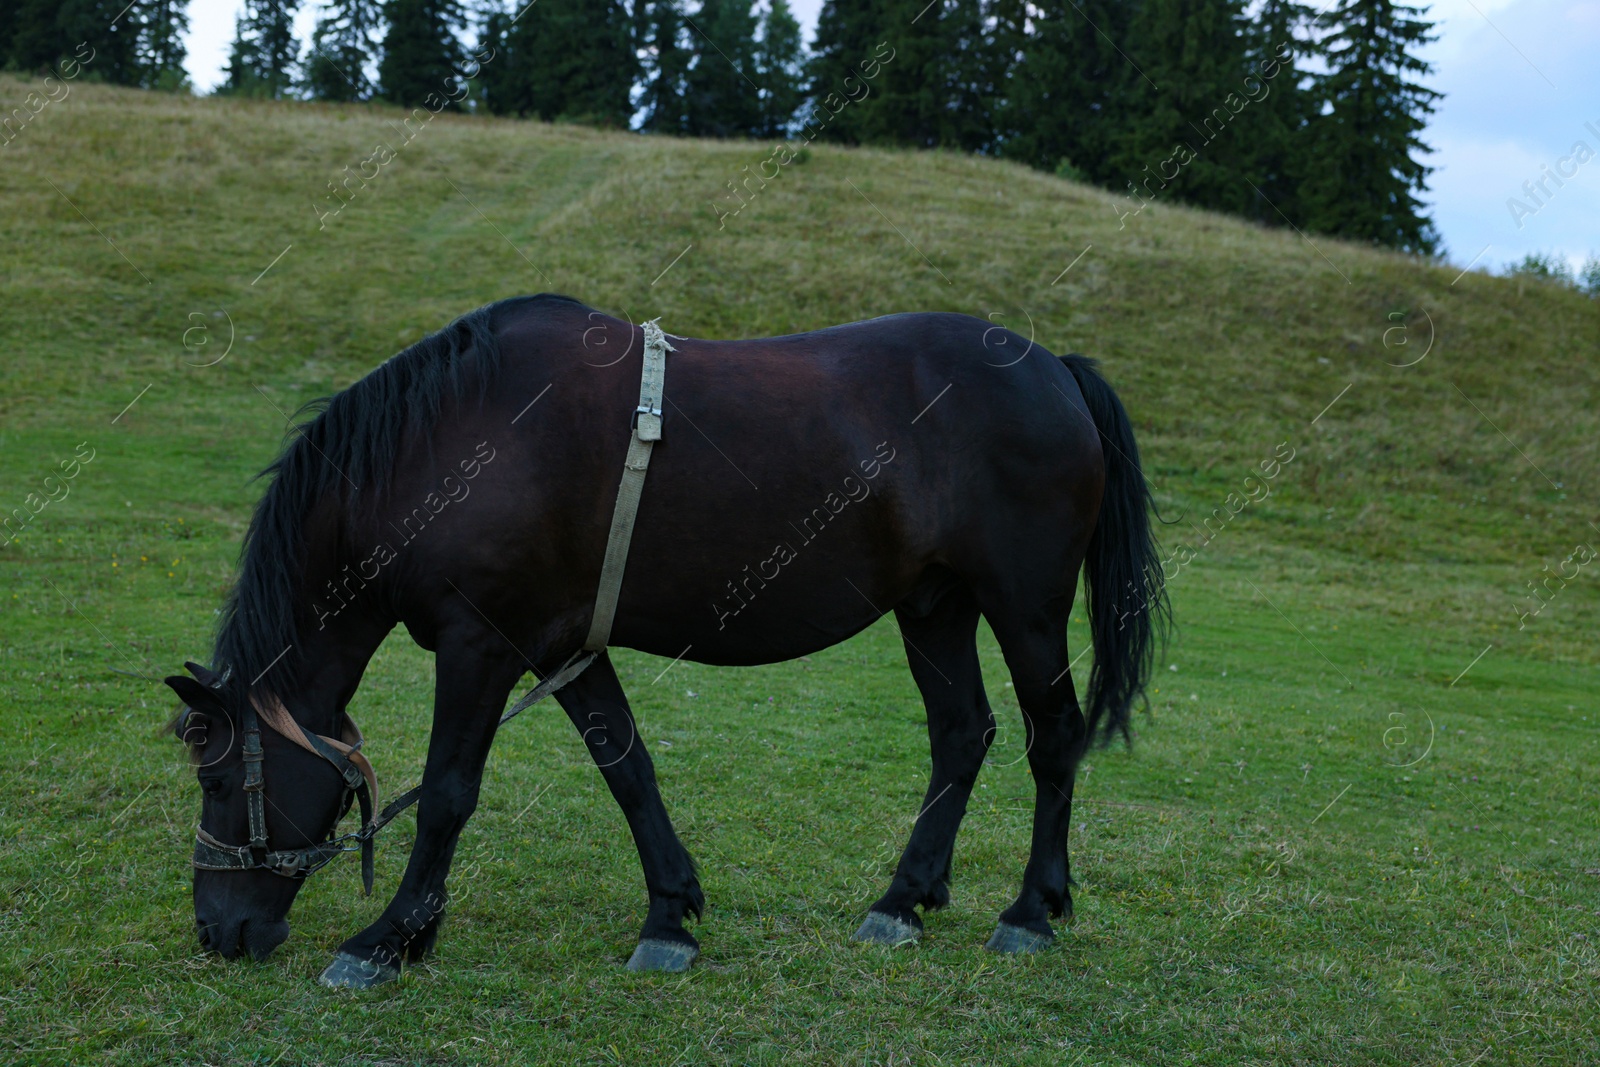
<box><xmin>584</xmin><ymin>318</ymin><xmax>673</xmax><ymax>653</ymax></box>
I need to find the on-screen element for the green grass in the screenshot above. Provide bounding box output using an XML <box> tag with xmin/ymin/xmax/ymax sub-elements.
<box><xmin>2</xmin><ymin>80</ymin><xmax>1599</xmax><ymax>1065</ymax></box>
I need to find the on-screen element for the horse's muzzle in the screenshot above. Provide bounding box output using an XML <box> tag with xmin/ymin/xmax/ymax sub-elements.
<box><xmin>197</xmin><ymin>912</ymin><xmax>291</xmax><ymax>961</ymax></box>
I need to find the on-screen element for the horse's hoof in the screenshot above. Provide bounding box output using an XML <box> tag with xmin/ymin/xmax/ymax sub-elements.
<box><xmin>318</xmin><ymin>950</ymin><xmax>400</xmax><ymax>989</ymax></box>
<box><xmin>984</xmin><ymin>921</ymin><xmax>1054</xmax><ymax>954</ymax></box>
<box><xmin>626</xmin><ymin>938</ymin><xmax>698</xmax><ymax>973</ymax></box>
<box><xmin>851</xmin><ymin>910</ymin><xmax>921</xmax><ymax>946</ymax></box>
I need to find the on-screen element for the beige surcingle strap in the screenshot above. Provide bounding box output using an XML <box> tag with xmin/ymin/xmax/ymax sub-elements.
<box><xmin>583</xmin><ymin>318</ymin><xmax>674</xmax><ymax>653</ymax></box>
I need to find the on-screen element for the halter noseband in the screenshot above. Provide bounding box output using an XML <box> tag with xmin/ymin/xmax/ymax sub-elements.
<box><xmin>190</xmin><ymin>695</ymin><xmax>382</xmax><ymax>893</ymax></box>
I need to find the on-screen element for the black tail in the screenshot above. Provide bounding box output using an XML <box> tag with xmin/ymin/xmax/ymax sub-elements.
<box><xmin>1061</xmin><ymin>354</ymin><xmax>1170</xmax><ymax>746</ymax></box>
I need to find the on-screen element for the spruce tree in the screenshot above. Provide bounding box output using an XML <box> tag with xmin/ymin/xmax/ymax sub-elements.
<box><xmin>752</xmin><ymin>0</ymin><xmax>804</xmax><ymax>138</ymax></box>
<box><xmin>945</xmin><ymin>0</ymin><xmax>1007</xmax><ymax>152</ymax></box>
<box><xmin>0</xmin><ymin>5</ymin><xmax>13</xmax><ymax>70</ymax></box>
<box><xmin>1115</xmin><ymin>0</ymin><xmax>1253</xmax><ymax>216</ymax></box>
<box><xmin>982</xmin><ymin>0</ymin><xmax>1028</xmax><ymax>151</ymax></box>
<box><xmin>850</xmin><ymin>0</ymin><xmax>990</xmax><ymax>151</ymax></box>
<box><xmin>136</xmin><ymin>0</ymin><xmax>189</xmax><ymax>90</ymax></box>
<box><xmin>1301</xmin><ymin>0</ymin><xmax>1439</xmax><ymax>252</ymax></box>
<box><xmin>9</xmin><ymin>0</ymin><xmax>77</xmax><ymax>74</ymax></box>
<box><xmin>10</xmin><ymin>0</ymin><xmax>185</xmax><ymax>87</ymax></box>
<box><xmin>1005</xmin><ymin>0</ymin><xmax>1136</xmax><ymax>180</ymax></box>
<box><xmin>477</xmin><ymin>6</ymin><xmax>514</xmax><ymax>114</ymax></box>
<box><xmin>682</xmin><ymin>0</ymin><xmax>760</xmax><ymax>138</ymax></box>
<box><xmin>305</xmin><ymin>0</ymin><xmax>382</xmax><ymax>101</ymax></box>
<box><xmin>1237</xmin><ymin>0</ymin><xmax>1315</xmax><ymax>226</ymax></box>
<box><xmin>638</xmin><ymin>0</ymin><xmax>691</xmax><ymax>134</ymax></box>
<box><xmin>224</xmin><ymin>0</ymin><xmax>302</xmax><ymax>98</ymax></box>
<box><xmin>806</xmin><ymin>0</ymin><xmax>886</xmax><ymax>143</ymax></box>
<box><xmin>57</xmin><ymin>0</ymin><xmax>145</xmax><ymax>85</ymax></box>
<box><xmin>479</xmin><ymin>0</ymin><xmax>634</xmax><ymax>125</ymax></box>
<box><xmin>380</xmin><ymin>0</ymin><xmax>464</xmax><ymax>108</ymax></box>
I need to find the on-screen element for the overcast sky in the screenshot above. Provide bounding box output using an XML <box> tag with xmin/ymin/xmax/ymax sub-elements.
<box><xmin>182</xmin><ymin>1</ymin><xmax>1599</xmax><ymax>274</ymax></box>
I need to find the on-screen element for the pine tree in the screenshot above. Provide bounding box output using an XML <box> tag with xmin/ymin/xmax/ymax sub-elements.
<box><xmin>380</xmin><ymin>0</ymin><xmax>465</xmax><ymax>108</ymax></box>
<box><xmin>479</xmin><ymin>0</ymin><xmax>634</xmax><ymax>125</ymax></box>
<box><xmin>752</xmin><ymin>0</ymin><xmax>804</xmax><ymax>138</ymax></box>
<box><xmin>1006</xmin><ymin>0</ymin><xmax>1136</xmax><ymax>179</ymax></box>
<box><xmin>224</xmin><ymin>0</ymin><xmax>302</xmax><ymax>98</ymax></box>
<box><xmin>682</xmin><ymin>0</ymin><xmax>761</xmax><ymax>138</ymax></box>
<box><xmin>305</xmin><ymin>0</ymin><xmax>382</xmax><ymax>101</ymax></box>
<box><xmin>1301</xmin><ymin>0</ymin><xmax>1439</xmax><ymax>252</ymax></box>
<box><xmin>1115</xmin><ymin>0</ymin><xmax>1253</xmax><ymax>216</ymax></box>
<box><xmin>638</xmin><ymin>0</ymin><xmax>691</xmax><ymax>134</ymax></box>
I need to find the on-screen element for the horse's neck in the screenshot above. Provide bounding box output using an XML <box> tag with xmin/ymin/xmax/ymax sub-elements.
<box><xmin>292</xmin><ymin>535</ymin><xmax>396</xmax><ymax>731</ymax></box>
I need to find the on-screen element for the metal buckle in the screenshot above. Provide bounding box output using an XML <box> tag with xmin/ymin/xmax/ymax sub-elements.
<box><xmin>633</xmin><ymin>404</ymin><xmax>663</xmax><ymax>441</ymax></box>
<box><xmin>241</xmin><ymin>729</ymin><xmax>264</xmax><ymax>790</ymax></box>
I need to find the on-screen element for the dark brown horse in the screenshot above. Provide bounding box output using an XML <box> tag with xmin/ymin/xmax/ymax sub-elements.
<box><xmin>166</xmin><ymin>294</ymin><xmax>1166</xmax><ymax>987</ymax></box>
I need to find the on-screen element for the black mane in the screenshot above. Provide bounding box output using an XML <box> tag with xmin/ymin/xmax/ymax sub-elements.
<box><xmin>211</xmin><ymin>293</ymin><xmax>587</xmax><ymax>696</ymax></box>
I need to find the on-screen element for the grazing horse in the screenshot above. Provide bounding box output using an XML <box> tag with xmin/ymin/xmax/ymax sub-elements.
<box><xmin>167</xmin><ymin>293</ymin><xmax>1166</xmax><ymax>987</ymax></box>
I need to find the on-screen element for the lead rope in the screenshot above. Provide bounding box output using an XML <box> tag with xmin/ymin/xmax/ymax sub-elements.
<box><xmin>340</xmin><ymin>318</ymin><xmax>672</xmax><ymax>891</ymax></box>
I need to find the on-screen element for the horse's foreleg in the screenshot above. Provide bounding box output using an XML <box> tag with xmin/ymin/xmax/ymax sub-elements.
<box><xmin>319</xmin><ymin>629</ymin><xmax>525</xmax><ymax>989</ymax></box>
<box><xmin>553</xmin><ymin>653</ymin><xmax>704</xmax><ymax>972</ymax></box>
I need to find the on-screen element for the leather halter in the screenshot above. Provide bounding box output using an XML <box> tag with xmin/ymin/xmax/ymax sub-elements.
<box><xmin>187</xmin><ymin>654</ymin><xmax>594</xmax><ymax>894</ymax></box>
<box><xmin>190</xmin><ymin>695</ymin><xmax>381</xmax><ymax>892</ymax></box>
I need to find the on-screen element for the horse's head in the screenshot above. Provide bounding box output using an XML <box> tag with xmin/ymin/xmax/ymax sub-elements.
<box><xmin>167</xmin><ymin>661</ymin><xmax>361</xmax><ymax>961</ymax></box>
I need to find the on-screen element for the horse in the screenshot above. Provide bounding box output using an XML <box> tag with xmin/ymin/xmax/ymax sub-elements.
<box><xmin>166</xmin><ymin>293</ymin><xmax>1167</xmax><ymax>988</ymax></box>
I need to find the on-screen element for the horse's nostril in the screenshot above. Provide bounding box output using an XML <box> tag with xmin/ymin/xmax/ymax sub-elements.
<box><xmin>240</xmin><ymin>917</ymin><xmax>291</xmax><ymax>962</ymax></box>
<box><xmin>195</xmin><ymin>915</ymin><xmax>240</xmax><ymax>957</ymax></box>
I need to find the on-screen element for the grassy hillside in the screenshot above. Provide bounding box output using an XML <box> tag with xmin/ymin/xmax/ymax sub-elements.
<box><xmin>2</xmin><ymin>80</ymin><xmax>1598</xmax><ymax>1065</ymax></box>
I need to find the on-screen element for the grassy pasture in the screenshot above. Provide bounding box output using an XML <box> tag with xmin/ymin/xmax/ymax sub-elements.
<box><xmin>1</xmin><ymin>80</ymin><xmax>1598</xmax><ymax>1064</ymax></box>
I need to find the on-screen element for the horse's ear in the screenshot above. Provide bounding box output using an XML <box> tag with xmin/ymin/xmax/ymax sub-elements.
<box><xmin>184</xmin><ymin>661</ymin><xmax>219</xmax><ymax>687</ymax></box>
<box><xmin>166</xmin><ymin>674</ymin><xmax>222</xmax><ymax>711</ymax></box>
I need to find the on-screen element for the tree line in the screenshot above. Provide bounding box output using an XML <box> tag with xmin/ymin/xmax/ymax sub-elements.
<box><xmin>3</xmin><ymin>0</ymin><xmax>1442</xmax><ymax>253</ymax></box>
<box><xmin>3</xmin><ymin>0</ymin><xmax>189</xmax><ymax>90</ymax></box>
<box><xmin>807</xmin><ymin>0</ymin><xmax>1440</xmax><ymax>253</ymax></box>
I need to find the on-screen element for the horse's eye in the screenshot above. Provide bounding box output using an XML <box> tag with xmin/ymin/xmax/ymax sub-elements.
<box><xmin>200</xmin><ymin>778</ymin><xmax>223</xmax><ymax>797</ymax></box>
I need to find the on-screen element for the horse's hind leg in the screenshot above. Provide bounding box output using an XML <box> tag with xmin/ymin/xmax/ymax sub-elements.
<box><xmin>980</xmin><ymin>592</ymin><xmax>1086</xmax><ymax>953</ymax></box>
<box><xmin>853</xmin><ymin>584</ymin><xmax>993</xmax><ymax>945</ymax></box>
<box><xmin>553</xmin><ymin>653</ymin><xmax>705</xmax><ymax>972</ymax></box>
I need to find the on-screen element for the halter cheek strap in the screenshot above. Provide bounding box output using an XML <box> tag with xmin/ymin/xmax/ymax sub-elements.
<box><xmin>253</xmin><ymin>697</ymin><xmax>381</xmax><ymax>890</ymax></box>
